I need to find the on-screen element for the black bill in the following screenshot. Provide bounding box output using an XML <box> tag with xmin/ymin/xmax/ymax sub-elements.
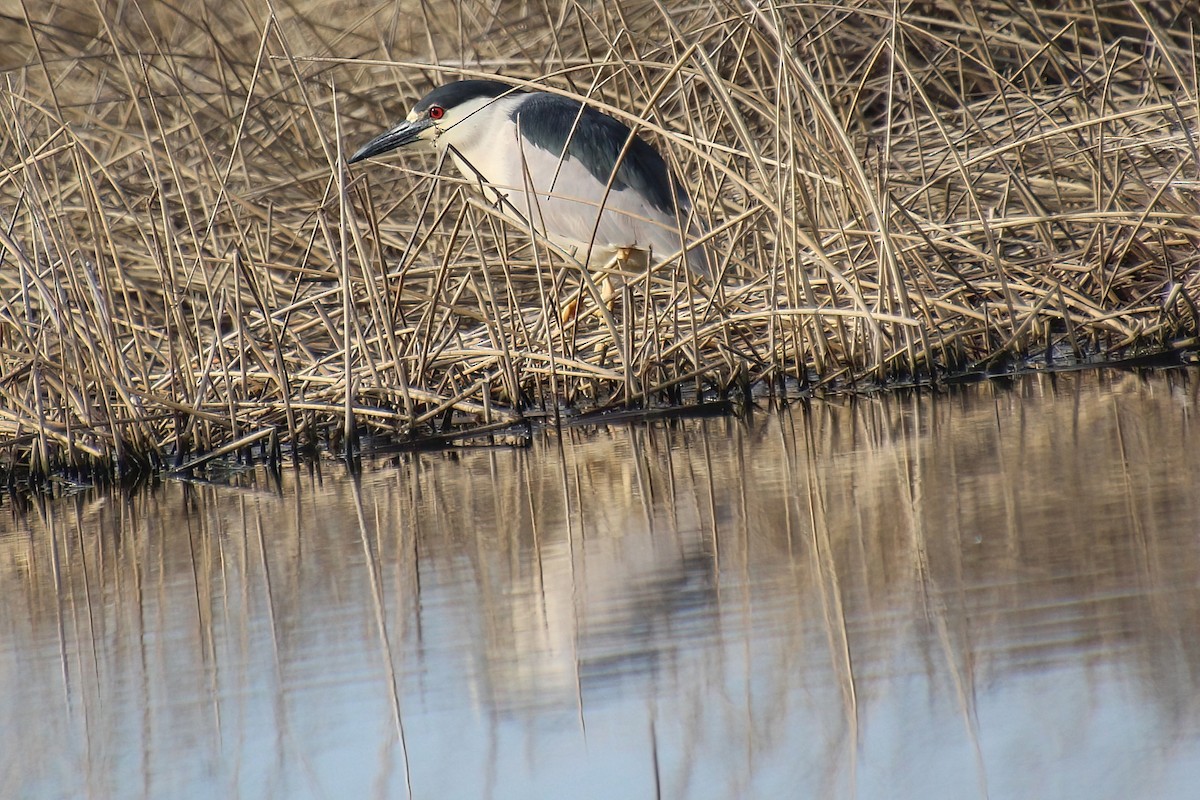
<box><xmin>348</xmin><ymin>118</ymin><xmax>432</xmax><ymax>163</ymax></box>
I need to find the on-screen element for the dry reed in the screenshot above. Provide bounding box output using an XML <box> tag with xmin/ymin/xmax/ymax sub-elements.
<box><xmin>0</xmin><ymin>0</ymin><xmax>1197</xmax><ymax>477</ymax></box>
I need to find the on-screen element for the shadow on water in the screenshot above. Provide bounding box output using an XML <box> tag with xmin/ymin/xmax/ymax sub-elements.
<box><xmin>2</xmin><ymin>369</ymin><xmax>1199</xmax><ymax>799</ymax></box>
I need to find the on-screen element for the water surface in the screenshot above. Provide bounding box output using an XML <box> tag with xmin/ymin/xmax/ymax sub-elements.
<box><xmin>2</xmin><ymin>370</ymin><xmax>1199</xmax><ymax>799</ymax></box>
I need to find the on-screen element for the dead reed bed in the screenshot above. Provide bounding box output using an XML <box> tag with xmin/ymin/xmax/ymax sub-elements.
<box><xmin>0</xmin><ymin>0</ymin><xmax>1197</xmax><ymax>476</ymax></box>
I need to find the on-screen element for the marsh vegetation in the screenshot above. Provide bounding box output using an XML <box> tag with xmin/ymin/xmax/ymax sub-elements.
<box><xmin>1</xmin><ymin>1</ymin><xmax>1197</xmax><ymax>475</ymax></box>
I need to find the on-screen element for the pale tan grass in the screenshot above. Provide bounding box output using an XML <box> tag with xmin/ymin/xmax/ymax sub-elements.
<box><xmin>0</xmin><ymin>0</ymin><xmax>1196</xmax><ymax>475</ymax></box>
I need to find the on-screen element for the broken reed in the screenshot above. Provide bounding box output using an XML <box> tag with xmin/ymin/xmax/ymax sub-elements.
<box><xmin>0</xmin><ymin>0</ymin><xmax>1197</xmax><ymax>476</ymax></box>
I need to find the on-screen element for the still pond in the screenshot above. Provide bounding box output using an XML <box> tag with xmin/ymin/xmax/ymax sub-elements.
<box><xmin>2</xmin><ymin>369</ymin><xmax>1198</xmax><ymax>799</ymax></box>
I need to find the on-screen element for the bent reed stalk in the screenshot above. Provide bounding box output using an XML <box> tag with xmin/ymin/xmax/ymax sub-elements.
<box><xmin>0</xmin><ymin>0</ymin><xmax>1197</xmax><ymax>477</ymax></box>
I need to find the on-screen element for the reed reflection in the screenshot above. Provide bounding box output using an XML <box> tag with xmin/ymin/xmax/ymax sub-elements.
<box><xmin>1</xmin><ymin>370</ymin><xmax>1198</xmax><ymax>799</ymax></box>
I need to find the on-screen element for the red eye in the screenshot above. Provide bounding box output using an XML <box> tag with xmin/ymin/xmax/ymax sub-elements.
<box><xmin>429</xmin><ymin>105</ymin><xmax>445</xmax><ymax>120</ymax></box>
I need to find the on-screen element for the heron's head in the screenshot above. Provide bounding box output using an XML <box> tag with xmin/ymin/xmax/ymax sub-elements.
<box><xmin>349</xmin><ymin>79</ymin><xmax>520</xmax><ymax>163</ymax></box>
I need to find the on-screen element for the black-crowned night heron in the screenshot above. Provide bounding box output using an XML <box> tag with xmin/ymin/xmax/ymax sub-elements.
<box><xmin>348</xmin><ymin>79</ymin><xmax>713</xmax><ymax>290</ymax></box>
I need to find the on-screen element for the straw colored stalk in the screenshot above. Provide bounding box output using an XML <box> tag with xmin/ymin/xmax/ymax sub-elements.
<box><xmin>0</xmin><ymin>0</ymin><xmax>1196</xmax><ymax>475</ymax></box>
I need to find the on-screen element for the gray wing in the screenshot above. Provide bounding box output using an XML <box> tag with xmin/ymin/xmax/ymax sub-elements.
<box><xmin>512</xmin><ymin>93</ymin><xmax>712</xmax><ymax>278</ymax></box>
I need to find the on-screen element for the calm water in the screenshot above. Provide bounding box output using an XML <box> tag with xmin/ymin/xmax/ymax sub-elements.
<box><xmin>2</xmin><ymin>370</ymin><xmax>1199</xmax><ymax>799</ymax></box>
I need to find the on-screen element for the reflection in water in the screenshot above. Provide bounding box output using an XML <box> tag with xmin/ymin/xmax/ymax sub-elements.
<box><xmin>1</xmin><ymin>370</ymin><xmax>1199</xmax><ymax>799</ymax></box>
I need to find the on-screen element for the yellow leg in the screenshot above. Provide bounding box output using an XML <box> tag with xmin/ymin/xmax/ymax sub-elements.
<box><xmin>561</xmin><ymin>291</ymin><xmax>581</xmax><ymax>324</ymax></box>
<box><xmin>561</xmin><ymin>247</ymin><xmax>647</xmax><ymax>324</ymax></box>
